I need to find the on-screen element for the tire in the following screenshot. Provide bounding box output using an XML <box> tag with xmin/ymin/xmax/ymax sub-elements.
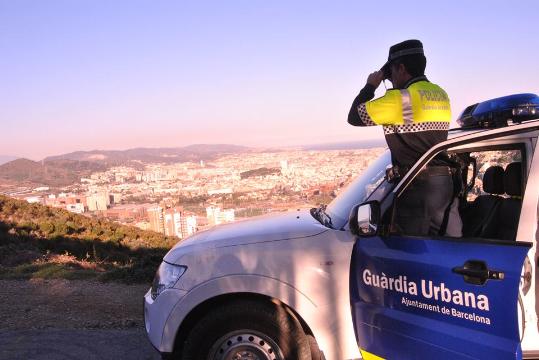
<box><xmin>181</xmin><ymin>299</ymin><xmax>312</xmax><ymax>360</ymax></box>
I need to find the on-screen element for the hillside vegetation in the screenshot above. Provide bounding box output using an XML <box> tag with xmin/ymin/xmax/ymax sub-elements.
<box><xmin>0</xmin><ymin>195</ymin><xmax>178</xmax><ymax>283</ymax></box>
<box><xmin>0</xmin><ymin>158</ymin><xmax>108</xmax><ymax>187</ymax></box>
<box><xmin>240</xmin><ymin>167</ymin><xmax>281</xmax><ymax>179</ymax></box>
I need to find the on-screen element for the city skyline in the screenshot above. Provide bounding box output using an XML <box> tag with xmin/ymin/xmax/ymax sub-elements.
<box><xmin>2</xmin><ymin>1</ymin><xmax>538</xmax><ymax>159</ymax></box>
<box><xmin>2</xmin><ymin>146</ymin><xmax>386</xmax><ymax>239</ymax></box>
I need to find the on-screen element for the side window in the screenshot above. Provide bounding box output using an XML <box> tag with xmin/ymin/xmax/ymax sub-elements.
<box><xmin>467</xmin><ymin>150</ymin><xmax>522</xmax><ymax>202</ymax></box>
<box><xmin>459</xmin><ymin>147</ymin><xmax>525</xmax><ymax>241</ymax></box>
<box><xmin>391</xmin><ymin>146</ymin><xmax>526</xmax><ymax>242</ymax></box>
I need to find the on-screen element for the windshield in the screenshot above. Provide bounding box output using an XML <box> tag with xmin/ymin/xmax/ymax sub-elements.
<box><xmin>325</xmin><ymin>150</ymin><xmax>392</xmax><ymax>229</ymax></box>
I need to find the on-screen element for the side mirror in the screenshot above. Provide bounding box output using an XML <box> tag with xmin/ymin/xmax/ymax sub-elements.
<box><xmin>349</xmin><ymin>201</ymin><xmax>381</xmax><ymax>237</ymax></box>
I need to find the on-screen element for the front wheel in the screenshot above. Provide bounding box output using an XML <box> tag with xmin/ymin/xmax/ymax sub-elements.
<box><xmin>181</xmin><ymin>299</ymin><xmax>312</xmax><ymax>360</ymax></box>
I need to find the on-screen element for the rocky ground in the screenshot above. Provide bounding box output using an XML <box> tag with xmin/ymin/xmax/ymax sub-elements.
<box><xmin>0</xmin><ymin>279</ymin><xmax>160</xmax><ymax>359</ymax></box>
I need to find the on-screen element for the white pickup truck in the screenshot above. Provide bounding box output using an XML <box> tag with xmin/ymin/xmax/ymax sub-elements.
<box><xmin>144</xmin><ymin>93</ymin><xmax>539</xmax><ymax>360</ymax></box>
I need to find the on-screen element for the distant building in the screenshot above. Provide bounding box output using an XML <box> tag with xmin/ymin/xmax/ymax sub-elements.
<box><xmin>164</xmin><ymin>207</ymin><xmax>198</xmax><ymax>239</ymax></box>
<box><xmin>45</xmin><ymin>194</ymin><xmax>87</xmax><ymax>212</ymax></box>
<box><xmin>66</xmin><ymin>203</ymin><xmax>85</xmax><ymax>214</ymax></box>
<box><xmin>87</xmin><ymin>192</ymin><xmax>110</xmax><ymax>211</ymax></box>
<box><xmin>33</xmin><ymin>186</ymin><xmax>49</xmax><ymax>192</ymax></box>
<box><xmin>164</xmin><ymin>210</ymin><xmax>176</xmax><ymax>237</ymax></box>
<box><xmin>184</xmin><ymin>215</ymin><xmax>198</xmax><ymax>237</ymax></box>
<box><xmin>25</xmin><ymin>196</ymin><xmax>43</xmax><ymax>204</ymax></box>
<box><xmin>103</xmin><ymin>204</ymin><xmax>147</xmax><ymax>222</ymax></box>
<box><xmin>110</xmin><ymin>193</ymin><xmax>122</xmax><ymax>204</ymax></box>
<box><xmin>206</xmin><ymin>206</ymin><xmax>218</xmax><ymax>225</ymax></box>
<box><xmin>206</xmin><ymin>205</ymin><xmax>235</xmax><ymax>226</ymax></box>
<box><xmin>147</xmin><ymin>206</ymin><xmax>165</xmax><ymax>233</ymax></box>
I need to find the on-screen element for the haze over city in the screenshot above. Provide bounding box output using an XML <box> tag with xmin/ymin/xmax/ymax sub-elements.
<box><xmin>2</xmin><ymin>0</ymin><xmax>538</xmax><ymax>160</ymax></box>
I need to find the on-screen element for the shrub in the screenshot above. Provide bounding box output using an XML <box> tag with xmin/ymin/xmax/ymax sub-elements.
<box><xmin>0</xmin><ymin>195</ymin><xmax>173</xmax><ymax>283</ymax></box>
<box><xmin>39</xmin><ymin>222</ymin><xmax>55</xmax><ymax>235</ymax></box>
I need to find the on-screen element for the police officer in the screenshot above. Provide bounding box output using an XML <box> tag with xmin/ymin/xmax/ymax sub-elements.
<box><xmin>348</xmin><ymin>39</ymin><xmax>461</xmax><ymax>237</ymax></box>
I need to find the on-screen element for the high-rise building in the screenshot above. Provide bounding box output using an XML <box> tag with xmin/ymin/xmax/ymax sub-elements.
<box><xmin>157</xmin><ymin>207</ymin><xmax>199</xmax><ymax>239</ymax></box>
<box><xmin>87</xmin><ymin>192</ymin><xmax>110</xmax><ymax>211</ymax></box>
<box><xmin>184</xmin><ymin>215</ymin><xmax>197</xmax><ymax>237</ymax></box>
<box><xmin>206</xmin><ymin>205</ymin><xmax>219</xmax><ymax>226</ymax></box>
<box><xmin>164</xmin><ymin>207</ymin><xmax>181</xmax><ymax>237</ymax></box>
<box><xmin>147</xmin><ymin>206</ymin><xmax>165</xmax><ymax>234</ymax></box>
<box><xmin>164</xmin><ymin>212</ymin><xmax>175</xmax><ymax>237</ymax></box>
<box><xmin>161</xmin><ymin>207</ymin><xmax>198</xmax><ymax>239</ymax></box>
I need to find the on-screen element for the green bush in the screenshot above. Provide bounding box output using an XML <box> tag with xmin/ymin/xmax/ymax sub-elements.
<box><xmin>39</xmin><ymin>222</ymin><xmax>55</xmax><ymax>235</ymax></box>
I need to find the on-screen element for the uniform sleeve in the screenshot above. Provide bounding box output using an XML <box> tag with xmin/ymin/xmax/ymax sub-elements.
<box><xmin>364</xmin><ymin>90</ymin><xmax>403</xmax><ymax>125</ymax></box>
<box><xmin>347</xmin><ymin>84</ymin><xmax>376</xmax><ymax>126</ymax></box>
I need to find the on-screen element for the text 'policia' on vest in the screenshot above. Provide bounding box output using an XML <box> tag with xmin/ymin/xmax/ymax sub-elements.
<box><xmin>348</xmin><ymin>40</ymin><xmax>451</xmax><ymax>170</ymax></box>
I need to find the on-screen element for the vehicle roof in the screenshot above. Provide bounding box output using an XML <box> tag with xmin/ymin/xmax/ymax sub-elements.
<box><xmin>448</xmin><ymin>119</ymin><xmax>539</xmax><ymax>141</ymax></box>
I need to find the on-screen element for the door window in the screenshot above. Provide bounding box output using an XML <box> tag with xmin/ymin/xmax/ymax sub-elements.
<box><xmin>459</xmin><ymin>147</ymin><xmax>525</xmax><ymax>241</ymax></box>
<box><xmin>467</xmin><ymin>150</ymin><xmax>522</xmax><ymax>202</ymax></box>
<box><xmin>391</xmin><ymin>146</ymin><xmax>526</xmax><ymax>241</ymax></box>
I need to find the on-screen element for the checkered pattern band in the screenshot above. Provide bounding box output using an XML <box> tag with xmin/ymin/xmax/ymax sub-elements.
<box><xmin>388</xmin><ymin>48</ymin><xmax>424</xmax><ymax>61</ymax></box>
<box><xmin>356</xmin><ymin>104</ymin><xmax>376</xmax><ymax>126</ymax></box>
<box><xmin>383</xmin><ymin>121</ymin><xmax>449</xmax><ymax>134</ymax></box>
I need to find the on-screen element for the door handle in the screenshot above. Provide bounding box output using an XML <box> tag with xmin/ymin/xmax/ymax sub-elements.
<box><xmin>452</xmin><ymin>260</ymin><xmax>504</xmax><ymax>285</ymax></box>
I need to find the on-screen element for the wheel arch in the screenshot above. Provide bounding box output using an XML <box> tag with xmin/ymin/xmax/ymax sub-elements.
<box><xmin>161</xmin><ymin>275</ymin><xmax>321</xmax><ymax>356</ymax></box>
<box><xmin>173</xmin><ymin>292</ymin><xmax>317</xmax><ymax>355</ymax></box>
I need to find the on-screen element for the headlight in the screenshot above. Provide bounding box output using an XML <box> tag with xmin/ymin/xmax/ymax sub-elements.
<box><xmin>151</xmin><ymin>262</ymin><xmax>187</xmax><ymax>300</ymax></box>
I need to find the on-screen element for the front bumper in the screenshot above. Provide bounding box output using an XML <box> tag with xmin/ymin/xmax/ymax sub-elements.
<box><xmin>144</xmin><ymin>287</ymin><xmax>188</xmax><ymax>353</ymax></box>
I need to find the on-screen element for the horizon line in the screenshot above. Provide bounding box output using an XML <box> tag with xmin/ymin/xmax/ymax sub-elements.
<box><xmin>2</xmin><ymin>138</ymin><xmax>387</xmax><ymax>163</ymax></box>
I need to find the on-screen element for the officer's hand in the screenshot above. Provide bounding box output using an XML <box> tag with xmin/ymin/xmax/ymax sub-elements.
<box><xmin>367</xmin><ymin>71</ymin><xmax>384</xmax><ymax>88</ymax></box>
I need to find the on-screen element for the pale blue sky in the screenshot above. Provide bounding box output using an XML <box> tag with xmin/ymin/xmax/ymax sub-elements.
<box><xmin>1</xmin><ymin>0</ymin><xmax>538</xmax><ymax>159</ymax></box>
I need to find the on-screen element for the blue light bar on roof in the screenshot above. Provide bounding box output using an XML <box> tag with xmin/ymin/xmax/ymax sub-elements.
<box><xmin>457</xmin><ymin>93</ymin><xmax>539</xmax><ymax>128</ymax></box>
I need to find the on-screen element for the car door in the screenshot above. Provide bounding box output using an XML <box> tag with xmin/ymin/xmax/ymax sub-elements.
<box><xmin>349</xmin><ymin>130</ymin><xmax>534</xmax><ymax>360</ymax></box>
<box><xmin>350</xmin><ymin>235</ymin><xmax>530</xmax><ymax>359</ymax></box>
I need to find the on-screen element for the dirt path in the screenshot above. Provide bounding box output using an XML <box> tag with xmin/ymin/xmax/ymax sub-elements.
<box><xmin>0</xmin><ymin>279</ymin><xmax>160</xmax><ymax>359</ymax></box>
<box><xmin>0</xmin><ymin>329</ymin><xmax>159</xmax><ymax>360</ymax></box>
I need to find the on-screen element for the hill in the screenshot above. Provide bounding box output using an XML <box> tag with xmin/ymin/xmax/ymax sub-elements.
<box><xmin>0</xmin><ymin>195</ymin><xmax>177</xmax><ymax>283</ymax></box>
<box><xmin>0</xmin><ymin>158</ymin><xmax>107</xmax><ymax>187</ymax></box>
<box><xmin>43</xmin><ymin>144</ymin><xmax>252</xmax><ymax>164</ymax></box>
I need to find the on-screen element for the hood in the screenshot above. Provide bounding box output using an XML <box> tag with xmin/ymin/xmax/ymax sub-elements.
<box><xmin>164</xmin><ymin>209</ymin><xmax>327</xmax><ymax>262</ymax></box>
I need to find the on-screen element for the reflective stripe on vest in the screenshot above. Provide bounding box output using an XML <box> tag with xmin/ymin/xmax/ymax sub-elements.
<box><xmin>365</xmin><ymin>81</ymin><xmax>451</xmax><ymax>125</ymax></box>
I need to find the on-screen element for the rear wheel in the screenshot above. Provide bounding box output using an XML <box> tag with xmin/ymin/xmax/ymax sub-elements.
<box><xmin>181</xmin><ymin>299</ymin><xmax>312</xmax><ymax>360</ymax></box>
